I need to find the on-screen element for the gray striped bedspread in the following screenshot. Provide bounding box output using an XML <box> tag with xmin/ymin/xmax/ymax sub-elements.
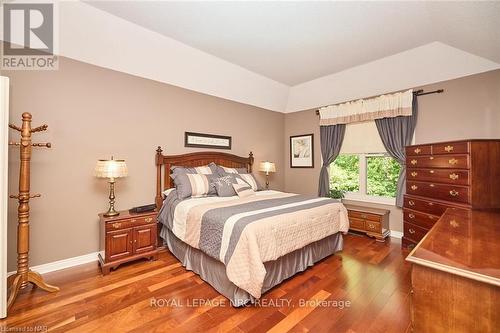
<box><xmin>158</xmin><ymin>190</ymin><xmax>349</xmax><ymax>298</ymax></box>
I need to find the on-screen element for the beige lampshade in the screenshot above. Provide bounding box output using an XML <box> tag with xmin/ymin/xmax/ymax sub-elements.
<box><xmin>259</xmin><ymin>161</ymin><xmax>276</xmax><ymax>173</ymax></box>
<box><xmin>94</xmin><ymin>158</ymin><xmax>128</xmax><ymax>179</ymax></box>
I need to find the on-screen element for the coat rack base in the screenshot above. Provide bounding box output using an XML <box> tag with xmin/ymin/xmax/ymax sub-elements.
<box><xmin>7</xmin><ymin>270</ymin><xmax>59</xmax><ymax>310</ymax></box>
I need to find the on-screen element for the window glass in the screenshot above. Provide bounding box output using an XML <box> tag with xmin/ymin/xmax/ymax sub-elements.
<box><xmin>329</xmin><ymin>154</ymin><xmax>360</xmax><ymax>193</ymax></box>
<box><xmin>366</xmin><ymin>155</ymin><xmax>401</xmax><ymax>198</ymax></box>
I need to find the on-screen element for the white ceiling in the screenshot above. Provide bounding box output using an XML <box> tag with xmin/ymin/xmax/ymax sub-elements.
<box><xmin>87</xmin><ymin>1</ymin><xmax>500</xmax><ymax>86</ymax></box>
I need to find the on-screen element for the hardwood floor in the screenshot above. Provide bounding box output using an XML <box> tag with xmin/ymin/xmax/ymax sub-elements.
<box><xmin>1</xmin><ymin>234</ymin><xmax>412</xmax><ymax>332</ymax></box>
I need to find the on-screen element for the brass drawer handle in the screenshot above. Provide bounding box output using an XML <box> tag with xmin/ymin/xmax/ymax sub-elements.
<box><xmin>429</xmin><ymin>170</ymin><xmax>434</xmax><ymax>174</ymax></box>
<box><xmin>429</xmin><ymin>156</ymin><xmax>434</xmax><ymax>160</ymax></box>
<box><xmin>145</xmin><ymin>217</ymin><xmax>153</xmax><ymax>223</ymax></box>
<box><xmin>408</xmin><ymin>213</ymin><xmax>415</xmax><ymax>219</ymax></box>
<box><xmin>444</xmin><ymin>145</ymin><xmax>454</xmax><ymax>152</ymax></box>
<box><xmin>449</xmin><ymin>158</ymin><xmax>458</xmax><ymax>165</ymax></box>
<box><xmin>367</xmin><ymin>224</ymin><xmax>376</xmax><ymax>229</ymax></box>
<box><xmin>410</xmin><ymin>185</ymin><xmax>418</xmax><ymax>190</ymax></box>
<box><xmin>449</xmin><ymin>190</ymin><xmax>459</xmax><ymax>197</ymax></box>
<box><xmin>408</xmin><ymin>228</ymin><xmax>416</xmax><ymax>234</ymax></box>
<box><xmin>450</xmin><ymin>220</ymin><xmax>459</xmax><ymax>228</ymax></box>
<box><xmin>414</xmin><ymin>148</ymin><xmax>421</xmax><ymax>154</ymax></box>
<box><xmin>410</xmin><ymin>159</ymin><xmax>417</xmax><ymax>165</ymax></box>
<box><xmin>428</xmin><ymin>215</ymin><xmax>435</xmax><ymax>220</ymax></box>
<box><xmin>410</xmin><ymin>171</ymin><xmax>417</xmax><ymax>177</ymax></box>
<box><xmin>408</xmin><ymin>200</ymin><xmax>415</xmax><ymax>206</ymax></box>
<box><xmin>429</xmin><ymin>184</ymin><xmax>435</xmax><ymax>187</ymax></box>
<box><xmin>428</xmin><ymin>202</ymin><xmax>434</xmax><ymax>206</ymax></box>
<box><xmin>449</xmin><ymin>173</ymin><xmax>459</xmax><ymax>180</ymax></box>
<box><xmin>131</xmin><ymin>219</ymin><xmax>137</xmax><ymax>223</ymax></box>
<box><xmin>112</xmin><ymin>223</ymin><xmax>121</xmax><ymax>229</ymax></box>
<box><xmin>361</xmin><ymin>214</ymin><xmax>367</xmax><ymax>219</ymax></box>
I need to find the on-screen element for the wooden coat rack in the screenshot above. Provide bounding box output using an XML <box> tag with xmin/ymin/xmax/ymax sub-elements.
<box><xmin>7</xmin><ymin>112</ymin><xmax>58</xmax><ymax>311</ymax></box>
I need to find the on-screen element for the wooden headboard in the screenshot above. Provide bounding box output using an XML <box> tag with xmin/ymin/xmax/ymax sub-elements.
<box><xmin>155</xmin><ymin>146</ymin><xmax>254</xmax><ymax>208</ymax></box>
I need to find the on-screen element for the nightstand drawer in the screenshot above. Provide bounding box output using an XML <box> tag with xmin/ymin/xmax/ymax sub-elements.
<box><xmin>365</xmin><ymin>220</ymin><xmax>381</xmax><ymax>233</ymax></box>
<box><xmin>105</xmin><ymin>216</ymin><xmax>156</xmax><ymax>231</ymax></box>
<box><xmin>349</xmin><ymin>217</ymin><xmax>365</xmax><ymax>231</ymax></box>
<box><xmin>348</xmin><ymin>210</ymin><xmax>381</xmax><ymax>222</ymax></box>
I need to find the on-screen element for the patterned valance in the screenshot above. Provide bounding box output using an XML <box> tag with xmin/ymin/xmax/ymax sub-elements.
<box><xmin>319</xmin><ymin>89</ymin><xmax>413</xmax><ymax>126</ymax></box>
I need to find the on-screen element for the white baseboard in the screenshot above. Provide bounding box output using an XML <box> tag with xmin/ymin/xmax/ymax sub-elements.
<box><xmin>390</xmin><ymin>230</ymin><xmax>403</xmax><ymax>239</ymax></box>
<box><xmin>8</xmin><ymin>252</ymin><xmax>99</xmax><ymax>276</ymax></box>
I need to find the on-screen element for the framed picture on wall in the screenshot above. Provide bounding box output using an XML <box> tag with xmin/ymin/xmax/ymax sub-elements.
<box><xmin>290</xmin><ymin>134</ymin><xmax>314</xmax><ymax>168</ymax></box>
<box><xmin>185</xmin><ymin>132</ymin><xmax>232</xmax><ymax>150</ymax></box>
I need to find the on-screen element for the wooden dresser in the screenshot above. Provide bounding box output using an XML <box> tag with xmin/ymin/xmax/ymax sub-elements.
<box><xmin>403</xmin><ymin>139</ymin><xmax>500</xmax><ymax>249</ymax></box>
<box><xmin>344</xmin><ymin>204</ymin><xmax>390</xmax><ymax>241</ymax></box>
<box><xmin>406</xmin><ymin>208</ymin><xmax>499</xmax><ymax>332</ymax></box>
<box><xmin>98</xmin><ymin>210</ymin><xmax>159</xmax><ymax>275</ymax></box>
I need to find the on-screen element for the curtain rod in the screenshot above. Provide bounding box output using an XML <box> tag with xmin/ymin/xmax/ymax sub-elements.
<box><xmin>315</xmin><ymin>89</ymin><xmax>444</xmax><ymax>115</ymax></box>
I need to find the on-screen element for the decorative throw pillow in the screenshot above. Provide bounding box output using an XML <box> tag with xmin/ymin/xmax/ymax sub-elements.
<box><xmin>213</xmin><ymin>175</ymin><xmax>248</xmax><ymax>197</ymax></box>
<box><xmin>236</xmin><ymin>173</ymin><xmax>262</xmax><ymax>191</ymax></box>
<box><xmin>232</xmin><ymin>183</ymin><xmax>255</xmax><ymax>198</ymax></box>
<box><xmin>172</xmin><ymin>173</ymin><xmax>218</xmax><ymax>199</ymax></box>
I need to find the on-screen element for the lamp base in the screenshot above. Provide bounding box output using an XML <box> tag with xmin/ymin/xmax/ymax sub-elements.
<box><xmin>104</xmin><ymin>180</ymin><xmax>120</xmax><ymax>217</ymax></box>
<box><xmin>103</xmin><ymin>208</ymin><xmax>119</xmax><ymax>217</ymax></box>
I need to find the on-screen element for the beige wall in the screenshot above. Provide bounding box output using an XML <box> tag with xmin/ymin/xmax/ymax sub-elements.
<box><xmin>284</xmin><ymin>69</ymin><xmax>500</xmax><ymax>232</ymax></box>
<box><xmin>4</xmin><ymin>57</ymin><xmax>284</xmax><ymax>270</ymax></box>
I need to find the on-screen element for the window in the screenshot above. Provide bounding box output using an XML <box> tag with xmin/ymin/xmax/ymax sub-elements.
<box><xmin>328</xmin><ymin>121</ymin><xmax>401</xmax><ymax>204</ymax></box>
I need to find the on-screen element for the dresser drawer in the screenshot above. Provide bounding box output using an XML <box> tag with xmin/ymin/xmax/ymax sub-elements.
<box><xmin>407</xmin><ymin>168</ymin><xmax>469</xmax><ymax>186</ymax></box>
<box><xmin>105</xmin><ymin>216</ymin><xmax>156</xmax><ymax>231</ymax></box>
<box><xmin>404</xmin><ymin>222</ymin><xmax>428</xmax><ymax>243</ymax></box>
<box><xmin>407</xmin><ymin>181</ymin><xmax>471</xmax><ymax>204</ymax></box>
<box><xmin>432</xmin><ymin>142</ymin><xmax>469</xmax><ymax>155</ymax></box>
<box><xmin>348</xmin><ymin>210</ymin><xmax>381</xmax><ymax>222</ymax></box>
<box><xmin>403</xmin><ymin>195</ymin><xmax>452</xmax><ymax>216</ymax></box>
<box><xmin>407</xmin><ymin>155</ymin><xmax>469</xmax><ymax>169</ymax></box>
<box><xmin>349</xmin><ymin>217</ymin><xmax>365</xmax><ymax>231</ymax></box>
<box><xmin>403</xmin><ymin>208</ymin><xmax>440</xmax><ymax>229</ymax></box>
<box><xmin>406</xmin><ymin>145</ymin><xmax>432</xmax><ymax>156</ymax></box>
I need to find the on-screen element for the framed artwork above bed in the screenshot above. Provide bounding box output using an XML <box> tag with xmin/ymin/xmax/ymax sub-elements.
<box><xmin>290</xmin><ymin>134</ymin><xmax>314</xmax><ymax>168</ymax></box>
<box><xmin>185</xmin><ymin>132</ymin><xmax>232</xmax><ymax>150</ymax></box>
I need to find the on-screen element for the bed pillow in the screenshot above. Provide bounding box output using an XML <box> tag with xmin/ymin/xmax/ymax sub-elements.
<box><xmin>232</xmin><ymin>183</ymin><xmax>255</xmax><ymax>198</ymax></box>
<box><xmin>172</xmin><ymin>173</ymin><xmax>218</xmax><ymax>199</ymax></box>
<box><xmin>235</xmin><ymin>173</ymin><xmax>262</xmax><ymax>191</ymax></box>
<box><xmin>213</xmin><ymin>175</ymin><xmax>249</xmax><ymax>197</ymax></box>
<box><xmin>162</xmin><ymin>188</ymin><xmax>175</xmax><ymax>197</ymax></box>
<box><xmin>216</xmin><ymin>165</ymin><xmax>262</xmax><ymax>191</ymax></box>
<box><xmin>216</xmin><ymin>165</ymin><xmax>248</xmax><ymax>175</ymax></box>
<box><xmin>171</xmin><ymin>162</ymin><xmax>217</xmax><ymax>175</ymax></box>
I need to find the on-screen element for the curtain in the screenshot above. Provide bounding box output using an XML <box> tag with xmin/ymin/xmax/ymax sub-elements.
<box><xmin>318</xmin><ymin>124</ymin><xmax>346</xmax><ymax>197</ymax></box>
<box><xmin>375</xmin><ymin>97</ymin><xmax>418</xmax><ymax>207</ymax></box>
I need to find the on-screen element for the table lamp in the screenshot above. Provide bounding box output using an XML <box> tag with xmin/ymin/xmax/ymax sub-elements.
<box><xmin>95</xmin><ymin>157</ymin><xmax>128</xmax><ymax>217</ymax></box>
<box><xmin>258</xmin><ymin>161</ymin><xmax>276</xmax><ymax>190</ymax></box>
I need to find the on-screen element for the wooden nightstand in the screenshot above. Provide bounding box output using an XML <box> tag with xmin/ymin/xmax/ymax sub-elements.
<box><xmin>343</xmin><ymin>204</ymin><xmax>390</xmax><ymax>242</ymax></box>
<box><xmin>98</xmin><ymin>210</ymin><xmax>159</xmax><ymax>275</ymax></box>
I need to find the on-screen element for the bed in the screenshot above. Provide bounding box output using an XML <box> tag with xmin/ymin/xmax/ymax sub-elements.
<box><xmin>154</xmin><ymin>147</ymin><xmax>349</xmax><ymax>306</ymax></box>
